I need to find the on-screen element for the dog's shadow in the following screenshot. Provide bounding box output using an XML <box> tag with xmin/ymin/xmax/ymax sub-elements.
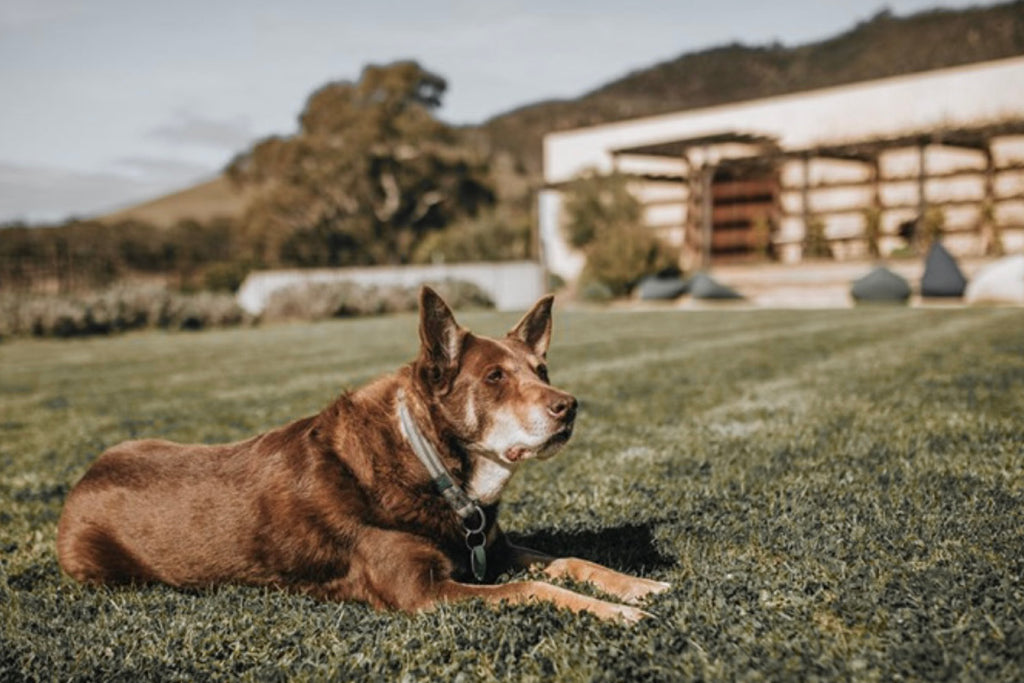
<box><xmin>508</xmin><ymin>522</ymin><xmax>676</xmax><ymax>575</ymax></box>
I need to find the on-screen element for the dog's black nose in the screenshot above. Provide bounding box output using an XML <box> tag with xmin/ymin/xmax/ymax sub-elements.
<box><xmin>549</xmin><ymin>395</ymin><xmax>578</xmax><ymax>422</ymax></box>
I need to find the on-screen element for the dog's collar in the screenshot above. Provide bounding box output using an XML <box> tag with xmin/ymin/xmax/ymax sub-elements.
<box><xmin>396</xmin><ymin>389</ymin><xmax>488</xmax><ymax>582</ymax></box>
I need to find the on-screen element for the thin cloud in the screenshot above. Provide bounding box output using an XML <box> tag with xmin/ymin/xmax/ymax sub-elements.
<box><xmin>114</xmin><ymin>156</ymin><xmax>215</xmax><ymax>181</ymax></box>
<box><xmin>149</xmin><ymin>111</ymin><xmax>255</xmax><ymax>152</ymax></box>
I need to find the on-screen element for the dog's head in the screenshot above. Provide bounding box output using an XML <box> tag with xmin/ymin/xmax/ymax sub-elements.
<box><xmin>413</xmin><ymin>287</ymin><xmax>577</xmax><ymax>467</ymax></box>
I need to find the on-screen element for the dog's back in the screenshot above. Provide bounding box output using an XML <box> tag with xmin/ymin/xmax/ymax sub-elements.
<box><xmin>57</xmin><ymin>415</ymin><xmax>347</xmax><ymax>588</ymax></box>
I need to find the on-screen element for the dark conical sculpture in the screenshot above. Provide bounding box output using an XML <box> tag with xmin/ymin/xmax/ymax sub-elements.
<box><xmin>851</xmin><ymin>267</ymin><xmax>911</xmax><ymax>303</ymax></box>
<box><xmin>637</xmin><ymin>275</ymin><xmax>690</xmax><ymax>300</ymax></box>
<box><xmin>920</xmin><ymin>241</ymin><xmax>967</xmax><ymax>297</ymax></box>
<box><xmin>688</xmin><ymin>272</ymin><xmax>744</xmax><ymax>300</ymax></box>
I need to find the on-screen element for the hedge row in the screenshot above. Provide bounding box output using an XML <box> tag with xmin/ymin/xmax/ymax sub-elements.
<box><xmin>0</xmin><ymin>285</ymin><xmax>250</xmax><ymax>339</ymax></box>
<box><xmin>261</xmin><ymin>279</ymin><xmax>494</xmax><ymax>321</ymax></box>
<box><xmin>0</xmin><ymin>279</ymin><xmax>494</xmax><ymax>339</ymax></box>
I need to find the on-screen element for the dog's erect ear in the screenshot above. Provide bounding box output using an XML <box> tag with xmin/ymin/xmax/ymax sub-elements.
<box><xmin>508</xmin><ymin>295</ymin><xmax>554</xmax><ymax>358</ymax></box>
<box><xmin>418</xmin><ymin>286</ymin><xmax>464</xmax><ymax>384</ymax></box>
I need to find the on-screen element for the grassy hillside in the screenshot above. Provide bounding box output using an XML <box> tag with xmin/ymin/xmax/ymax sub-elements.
<box><xmin>2</xmin><ymin>307</ymin><xmax>1023</xmax><ymax>679</ymax></box>
<box><xmin>483</xmin><ymin>2</ymin><xmax>1024</xmax><ymax>173</ymax></box>
<box><xmin>99</xmin><ymin>175</ymin><xmax>250</xmax><ymax>228</ymax></box>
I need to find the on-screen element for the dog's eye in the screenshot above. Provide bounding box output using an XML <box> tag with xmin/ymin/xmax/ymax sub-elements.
<box><xmin>486</xmin><ymin>367</ymin><xmax>504</xmax><ymax>384</ymax></box>
<box><xmin>536</xmin><ymin>365</ymin><xmax>549</xmax><ymax>383</ymax></box>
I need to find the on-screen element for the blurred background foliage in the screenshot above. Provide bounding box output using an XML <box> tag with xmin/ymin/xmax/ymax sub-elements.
<box><xmin>226</xmin><ymin>61</ymin><xmax>496</xmax><ymax>268</ymax></box>
<box><xmin>3</xmin><ymin>3</ymin><xmax>1024</xmax><ymax>300</ymax></box>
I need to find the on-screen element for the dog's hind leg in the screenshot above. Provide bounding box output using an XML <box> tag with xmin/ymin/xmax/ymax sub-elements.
<box><xmin>312</xmin><ymin>529</ymin><xmax>458</xmax><ymax>612</ymax></box>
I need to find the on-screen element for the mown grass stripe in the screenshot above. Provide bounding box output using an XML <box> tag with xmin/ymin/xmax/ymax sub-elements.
<box><xmin>2</xmin><ymin>307</ymin><xmax>1023</xmax><ymax>681</ymax></box>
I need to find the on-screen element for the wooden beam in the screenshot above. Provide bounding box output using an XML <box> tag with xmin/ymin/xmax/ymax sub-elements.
<box><xmin>701</xmin><ymin>164</ymin><xmax>714</xmax><ymax>269</ymax></box>
<box><xmin>917</xmin><ymin>140</ymin><xmax>928</xmax><ymax>253</ymax></box>
<box><xmin>981</xmin><ymin>143</ymin><xmax>998</xmax><ymax>255</ymax></box>
<box><xmin>777</xmin><ymin>194</ymin><xmax>1024</xmax><ymax>217</ymax></box>
<box><xmin>681</xmin><ymin>154</ymin><xmax>699</xmax><ymax>270</ymax></box>
<box><xmin>801</xmin><ymin>152</ymin><xmax>811</xmax><ymax>255</ymax></box>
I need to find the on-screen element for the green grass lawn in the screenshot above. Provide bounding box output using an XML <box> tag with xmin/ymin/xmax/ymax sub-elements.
<box><xmin>2</xmin><ymin>307</ymin><xmax>1023</xmax><ymax>680</ymax></box>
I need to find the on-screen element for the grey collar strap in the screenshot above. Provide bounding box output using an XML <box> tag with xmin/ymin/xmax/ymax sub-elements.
<box><xmin>396</xmin><ymin>389</ymin><xmax>488</xmax><ymax>581</ymax></box>
<box><xmin>396</xmin><ymin>389</ymin><xmax>481</xmax><ymax>521</ymax></box>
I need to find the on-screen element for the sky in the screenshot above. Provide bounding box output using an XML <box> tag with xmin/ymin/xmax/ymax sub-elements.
<box><xmin>0</xmin><ymin>0</ymin><xmax>1007</xmax><ymax>224</ymax></box>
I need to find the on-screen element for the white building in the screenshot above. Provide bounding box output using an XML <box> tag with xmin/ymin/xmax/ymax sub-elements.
<box><xmin>540</xmin><ymin>56</ymin><xmax>1024</xmax><ymax>281</ymax></box>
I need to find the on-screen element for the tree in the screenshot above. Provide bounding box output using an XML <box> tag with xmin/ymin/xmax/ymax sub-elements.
<box><xmin>563</xmin><ymin>170</ymin><xmax>642</xmax><ymax>250</ymax></box>
<box><xmin>411</xmin><ymin>209</ymin><xmax>530</xmax><ymax>264</ymax></box>
<box><xmin>227</xmin><ymin>61</ymin><xmax>494</xmax><ymax>267</ymax></box>
<box><xmin>562</xmin><ymin>170</ymin><xmax>678</xmax><ymax>296</ymax></box>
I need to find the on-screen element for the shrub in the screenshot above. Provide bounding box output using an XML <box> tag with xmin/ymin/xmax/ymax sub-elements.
<box><xmin>581</xmin><ymin>224</ymin><xmax>678</xmax><ymax>297</ymax></box>
<box><xmin>563</xmin><ymin>170</ymin><xmax>642</xmax><ymax>249</ymax></box>
<box><xmin>429</xmin><ymin>279</ymin><xmax>495</xmax><ymax>311</ymax></box>
<box><xmin>563</xmin><ymin>170</ymin><xmax>679</xmax><ymax>297</ymax></box>
<box><xmin>579</xmin><ymin>281</ymin><xmax>614</xmax><ymax>302</ymax></box>
<box><xmin>22</xmin><ymin>297</ymin><xmax>88</xmax><ymax>338</ymax></box>
<box><xmin>919</xmin><ymin>206</ymin><xmax>946</xmax><ymax>247</ymax></box>
<box><xmin>262</xmin><ymin>279</ymin><xmax>493</xmax><ymax>322</ymax></box>
<box><xmin>547</xmin><ymin>271</ymin><xmax>566</xmax><ymax>292</ymax></box>
<box><xmin>751</xmin><ymin>213</ymin><xmax>773</xmax><ymax>259</ymax></box>
<box><xmin>979</xmin><ymin>199</ymin><xmax>1004</xmax><ymax>257</ymax></box>
<box><xmin>0</xmin><ymin>294</ymin><xmax>17</xmax><ymax>339</ymax></box>
<box><xmin>263</xmin><ymin>281</ymin><xmax>373</xmax><ymax>321</ymax></box>
<box><xmin>411</xmin><ymin>211</ymin><xmax>531</xmax><ymax>264</ymax></box>
<box><xmin>863</xmin><ymin>207</ymin><xmax>882</xmax><ymax>258</ymax></box>
<box><xmin>176</xmin><ymin>291</ymin><xmax>248</xmax><ymax>330</ymax></box>
<box><xmin>0</xmin><ymin>286</ymin><xmax>249</xmax><ymax>339</ymax></box>
<box><xmin>0</xmin><ymin>217</ymin><xmax>243</xmax><ymax>294</ymax></box>
<box><xmin>803</xmin><ymin>216</ymin><xmax>833</xmax><ymax>259</ymax></box>
<box><xmin>203</xmin><ymin>261</ymin><xmax>253</xmax><ymax>293</ymax></box>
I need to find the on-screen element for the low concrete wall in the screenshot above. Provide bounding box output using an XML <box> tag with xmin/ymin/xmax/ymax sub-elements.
<box><xmin>237</xmin><ymin>261</ymin><xmax>546</xmax><ymax>314</ymax></box>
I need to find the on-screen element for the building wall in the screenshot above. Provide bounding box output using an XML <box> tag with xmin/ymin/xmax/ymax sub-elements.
<box><xmin>542</xmin><ymin>57</ymin><xmax>1024</xmax><ymax>279</ymax></box>
<box><xmin>545</xmin><ymin>57</ymin><xmax>1024</xmax><ymax>185</ymax></box>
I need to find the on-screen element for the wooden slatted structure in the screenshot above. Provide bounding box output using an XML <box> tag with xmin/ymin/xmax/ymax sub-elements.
<box><xmin>609</xmin><ymin>119</ymin><xmax>1024</xmax><ymax>267</ymax></box>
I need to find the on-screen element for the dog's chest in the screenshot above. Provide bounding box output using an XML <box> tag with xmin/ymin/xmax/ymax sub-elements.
<box><xmin>465</xmin><ymin>457</ymin><xmax>515</xmax><ymax>505</ymax></box>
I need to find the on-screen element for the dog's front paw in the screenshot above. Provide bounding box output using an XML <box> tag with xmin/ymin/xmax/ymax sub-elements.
<box><xmin>605</xmin><ymin>603</ymin><xmax>655</xmax><ymax>624</ymax></box>
<box><xmin>621</xmin><ymin>577</ymin><xmax>672</xmax><ymax>605</ymax></box>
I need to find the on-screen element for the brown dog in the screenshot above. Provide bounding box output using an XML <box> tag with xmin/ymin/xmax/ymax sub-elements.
<box><xmin>57</xmin><ymin>287</ymin><xmax>669</xmax><ymax>621</ymax></box>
